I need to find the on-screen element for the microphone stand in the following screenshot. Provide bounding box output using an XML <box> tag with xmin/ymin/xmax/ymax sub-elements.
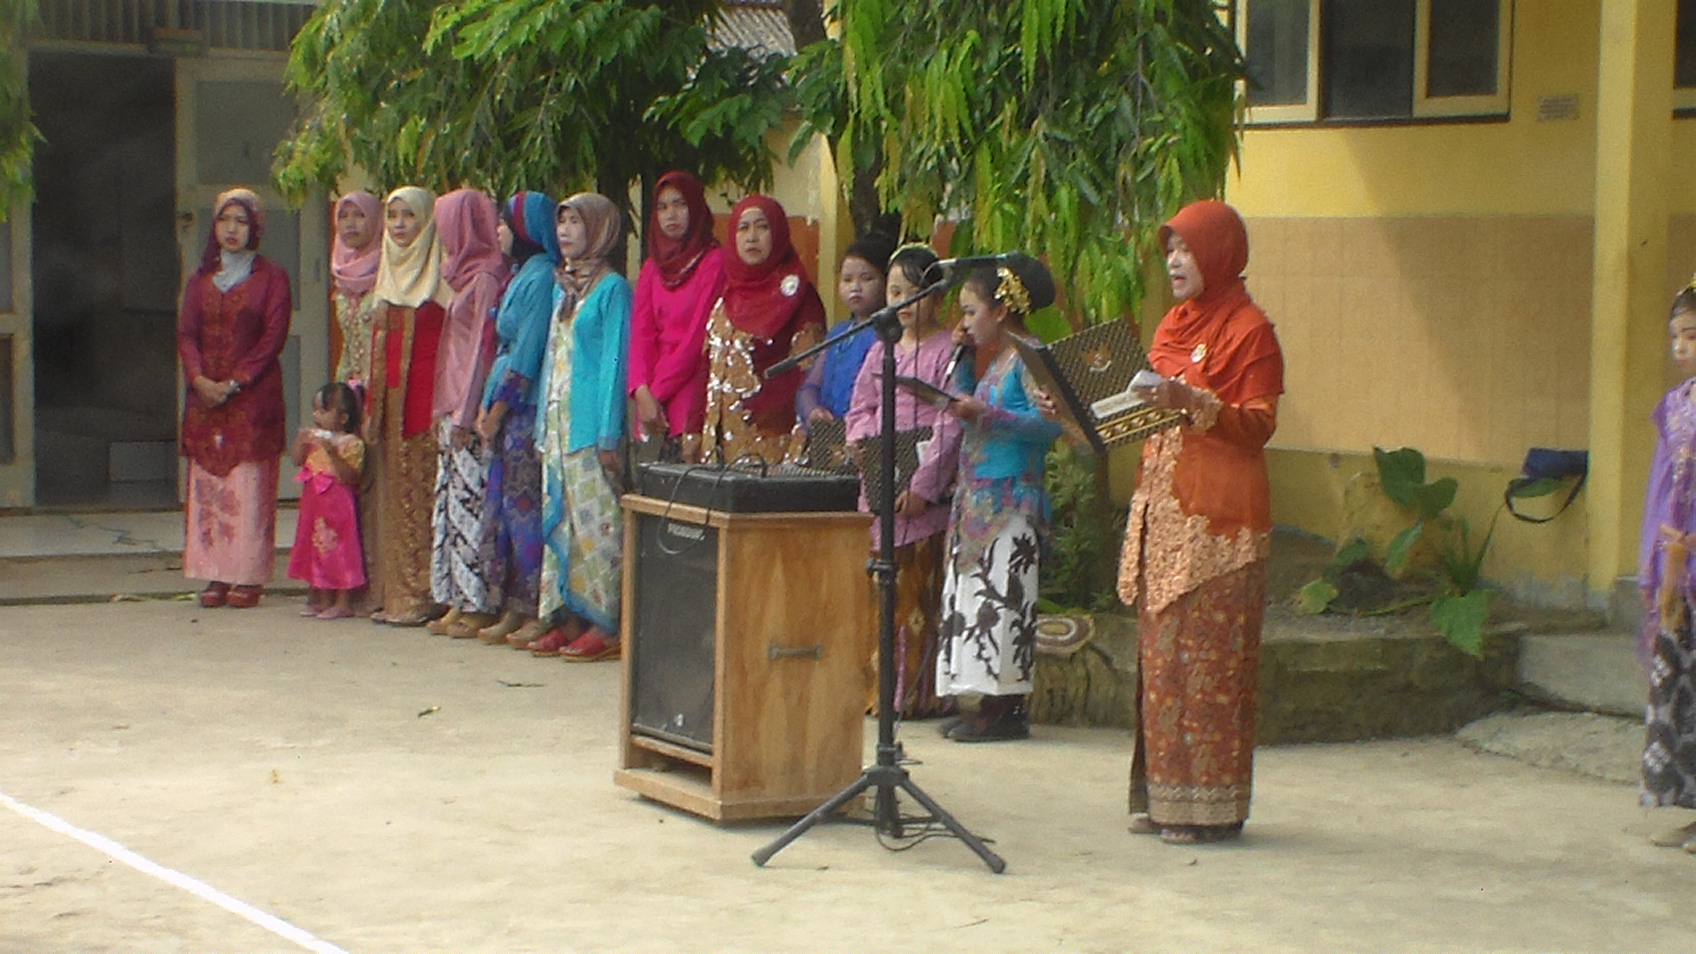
<box><xmin>752</xmin><ymin>278</ymin><xmax>1006</xmax><ymax>873</ymax></box>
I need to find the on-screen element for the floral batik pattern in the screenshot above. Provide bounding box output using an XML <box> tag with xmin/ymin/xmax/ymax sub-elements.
<box><xmin>480</xmin><ymin>402</ymin><xmax>544</xmax><ymax>616</ymax></box>
<box><xmin>1644</xmin><ymin>593</ymin><xmax>1696</xmax><ymax>808</ymax></box>
<box><xmin>431</xmin><ymin>419</ymin><xmax>494</xmax><ymax>614</ymax></box>
<box><xmin>538</xmin><ymin>300</ymin><xmax>623</xmax><ymax>632</ymax></box>
<box><xmin>1131</xmin><ymin>562</ymin><xmax>1266</xmax><ymax>827</ymax></box>
<box><xmin>183</xmin><ymin>460</ymin><xmax>279</xmax><ymax>586</ymax></box>
<box><xmin>936</xmin><ymin>512</ymin><xmax>1040</xmax><ymax>696</ymax></box>
<box><xmin>700</xmin><ymin>302</ymin><xmax>793</xmax><ymax>467</ymax></box>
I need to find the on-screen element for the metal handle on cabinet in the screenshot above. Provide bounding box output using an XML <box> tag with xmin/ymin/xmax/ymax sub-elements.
<box><xmin>767</xmin><ymin>645</ymin><xmax>822</xmax><ymax>661</ymax></box>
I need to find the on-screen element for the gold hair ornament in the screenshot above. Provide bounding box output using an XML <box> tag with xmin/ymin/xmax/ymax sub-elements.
<box><xmin>996</xmin><ymin>266</ymin><xmax>1031</xmax><ymax>317</ymax></box>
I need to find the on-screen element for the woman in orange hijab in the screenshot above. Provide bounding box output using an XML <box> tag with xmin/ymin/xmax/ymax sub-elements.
<box><xmin>1117</xmin><ymin>199</ymin><xmax>1284</xmax><ymax>846</ymax></box>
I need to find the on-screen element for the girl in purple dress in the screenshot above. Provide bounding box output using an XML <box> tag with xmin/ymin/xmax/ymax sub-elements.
<box><xmin>1640</xmin><ymin>280</ymin><xmax>1696</xmax><ymax>852</ymax></box>
<box><xmin>844</xmin><ymin>244</ymin><xmax>963</xmax><ymax>717</ymax></box>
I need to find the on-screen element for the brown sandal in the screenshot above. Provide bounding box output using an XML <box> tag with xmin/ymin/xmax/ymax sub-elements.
<box><xmin>226</xmin><ymin>585</ymin><xmax>263</xmax><ymax>609</ymax></box>
<box><xmin>1159</xmin><ymin>823</ymin><xmax>1243</xmax><ymax>846</ymax></box>
<box><xmin>198</xmin><ymin>582</ymin><xmax>230</xmax><ymax>608</ymax></box>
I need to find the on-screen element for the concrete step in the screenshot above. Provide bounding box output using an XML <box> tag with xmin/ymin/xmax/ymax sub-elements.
<box><xmin>1518</xmin><ymin>632</ymin><xmax>1645</xmax><ymax>718</ymax></box>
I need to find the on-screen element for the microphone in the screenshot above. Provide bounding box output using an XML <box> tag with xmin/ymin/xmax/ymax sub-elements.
<box><xmin>926</xmin><ymin>251</ymin><xmax>1022</xmax><ymax>278</ymax></box>
<box><xmin>941</xmin><ymin>339</ymin><xmax>973</xmax><ymax>385</ymax></box>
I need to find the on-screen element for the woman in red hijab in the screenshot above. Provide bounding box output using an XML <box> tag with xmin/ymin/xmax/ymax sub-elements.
<box><xmin>1117</xmin><ymin>199</ymin><xmax>1284</xmax><ymax>846</ymax></box>
<box><xmin>629</xmin><ymin>171</ymin><xmax>726</xmax><ymax>461</ymax></box>
<box><xmin>699</xmin><ymin>194</ymin><xmax>825</xmax><ymax>466</ymax></box>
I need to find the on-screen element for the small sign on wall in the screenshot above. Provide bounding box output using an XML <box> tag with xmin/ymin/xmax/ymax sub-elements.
<box><xmin>1538</xmin><ymin>94</ymin><xmax>1580</xmax><ymax>122</ymax></box>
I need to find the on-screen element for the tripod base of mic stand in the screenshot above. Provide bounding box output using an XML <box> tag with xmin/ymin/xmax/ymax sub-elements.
<box><xmin>750</xmin><ymin>756</ymin><xmax>1007</xmax><ymax>873</ymax></box>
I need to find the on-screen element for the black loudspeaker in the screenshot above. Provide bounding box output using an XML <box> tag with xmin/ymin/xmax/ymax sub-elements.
<box><xmin>628</xmin><ymin>511</ymin><xmax>719</xmax><ymax>751</ymax></box>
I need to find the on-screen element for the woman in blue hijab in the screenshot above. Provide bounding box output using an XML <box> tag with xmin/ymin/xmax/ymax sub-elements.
<box><xmin>472</xmin><ymin>191</ymin><xmax>560</xmax><ymax>647</ymax></box>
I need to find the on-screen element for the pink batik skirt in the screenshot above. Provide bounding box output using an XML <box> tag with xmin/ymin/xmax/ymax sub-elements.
<box><xmin>184</xmin><ymin>459</ymin><xmax>278</xmax><ymax>586</ymax></box>
<box><xmin>286</xmin><ymin>469</ymin><xmax>366</xmax><ymax>590</ymax></box>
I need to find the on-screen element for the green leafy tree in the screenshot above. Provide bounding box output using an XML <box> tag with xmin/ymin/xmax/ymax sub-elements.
<box><xmin>793</xmin><ymin>0</ymin><xmax>1243</xmax><ymax>328</ymax></box>
<box><xmin>274</xmin><ymin>0</ymin><xmax>791</xmax><ymax>231</ymax></box>
<box><xmin>0</xmin><ymin>0</ymin><xmax>42</xmax><ymax>219</ymax></box>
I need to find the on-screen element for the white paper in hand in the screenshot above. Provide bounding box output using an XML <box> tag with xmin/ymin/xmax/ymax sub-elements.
<box><xmin>1130</xmin><ymin>369</ymin><xmax>1166</xmax><ymax>390</ymax></box>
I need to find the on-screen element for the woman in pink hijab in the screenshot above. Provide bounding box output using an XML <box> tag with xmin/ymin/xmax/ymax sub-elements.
<box><xmin>331</xmin><ymin>191</ymin><xmax>383</xmax><ymax>384</ymax></box>
<box><xmin>427</xmin><ymin>188</ymin><xmax>511</xmax><ymax>638</ymax></box>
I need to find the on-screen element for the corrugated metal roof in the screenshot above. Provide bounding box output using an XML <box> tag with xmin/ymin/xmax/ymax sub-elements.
<box><xmin>711</xmin><ymin>1</ymin><xmax>796</xmax><ymax>57</ymax></box>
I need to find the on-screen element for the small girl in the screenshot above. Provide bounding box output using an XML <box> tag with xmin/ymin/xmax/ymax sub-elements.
<box><xmin>935</xmin><ymin>254</ymin><xmax>1061</xmax><ymax>742</ymax></box>
<box><xmin>1639</xmin><ymin>280</ymin><xmax>1696</xmax><ymax>850</ymax></box>
<box><xmin>287</xmin><ymin>382</ymin><xmax>368</xmax><ymax>620</ymax></box>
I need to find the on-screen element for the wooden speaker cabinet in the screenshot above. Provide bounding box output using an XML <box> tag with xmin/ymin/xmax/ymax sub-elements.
<box><xmin>614</xmin><ymin>493</ymin><xmax>874</xmax><ymax>822</ymax></box>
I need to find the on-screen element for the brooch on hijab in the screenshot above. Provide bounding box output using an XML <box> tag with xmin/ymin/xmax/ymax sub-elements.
<box><xmin>1190</xmin><ymin>343</ymin><xmax>1207</xmax><ymax>364</ymax></box>
<box><xmin>781</xmin><ymin>274</ymin><xmax>800</xmax><ymax>297</ymax></box>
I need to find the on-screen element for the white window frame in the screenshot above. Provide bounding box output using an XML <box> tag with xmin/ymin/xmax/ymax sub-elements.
<box><xmin>1237</xmin><ymin>0</ymin><xmax>1513</xmax><ymax>124</ymax></box>
<box><xmin>1679</xmin><ymin>0</ymin><xmax>1696</xmax><ymax>112</ymax></box>
<box><xmin>1412</xmin><ymin>0</ymin><xmax>1513</xmax><ymax>117</ymax></box>
<box><xmin>1237</xmin><ymin>0</ymin><xmax>1321</xmax><ymax>123</ymax></box>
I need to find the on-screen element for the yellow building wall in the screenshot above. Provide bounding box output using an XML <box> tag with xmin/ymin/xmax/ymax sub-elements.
<box><xmin>1219</xmin><ymin>0</ymin><xmax>1696</xmax><ymax>608</ymax></box>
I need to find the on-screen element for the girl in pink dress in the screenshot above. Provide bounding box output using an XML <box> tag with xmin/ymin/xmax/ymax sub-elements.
<box><xmin>288</xmin><ymin>382</ymin><xmax>368</xmax><ymax>620</ymax></box>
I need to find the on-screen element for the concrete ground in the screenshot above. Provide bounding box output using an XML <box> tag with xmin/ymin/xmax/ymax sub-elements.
<box><xmin>1</xmin><ymin>596</ymin><xmax>1691</xmax><ymax>954</ymax></box>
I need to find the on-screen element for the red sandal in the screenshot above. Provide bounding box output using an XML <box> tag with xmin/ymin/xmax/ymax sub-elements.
<box><xmin>198</xmin><ymin>582</ymin><xmax>230</xmax><ymax>608</ymax></box>
<box><xmin>527</xmin><ymin>627</ymin><xmax>576</xmax><ymax>657</ymax></box>
<box><xmin>560</xmin><ymin>629</ymin><xmax>620</xmax><ymax>662</ymax></box>
<box><xmin>226</xmin><ymin>585</ymin><xmax>262</xmax><ymax>609</ymax></box>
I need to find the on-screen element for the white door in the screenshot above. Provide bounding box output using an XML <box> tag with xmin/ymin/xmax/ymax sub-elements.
<box><xmin>174</xmin><ymin>54</ymin><xmax>328</xmax><ymax>500</ymax></box>
<box><xmin>0</xmin><ymin>202</ymin><xmax>34</xmax><ymax>507</ymax></box>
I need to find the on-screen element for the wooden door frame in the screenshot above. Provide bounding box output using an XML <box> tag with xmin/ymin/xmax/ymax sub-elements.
<box><xmin>174</xmin><ymin>53</ymin><xmax>328</xmax><ymax>501</ymax></box>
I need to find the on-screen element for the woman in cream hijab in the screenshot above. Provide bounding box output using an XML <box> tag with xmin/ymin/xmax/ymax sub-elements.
<box><xmin>366</xmin><ymin>186</ymin><xmax>452</xmax><ymax>625</ymax></box>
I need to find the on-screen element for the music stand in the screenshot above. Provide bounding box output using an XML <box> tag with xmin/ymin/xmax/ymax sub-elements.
<box><xmin>750</xmin><ymin>277</ymin><xmax>1006</xmax><ymax>874</ymax></box>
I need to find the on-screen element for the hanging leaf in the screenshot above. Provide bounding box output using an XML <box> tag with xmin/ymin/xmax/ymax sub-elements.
<box><xmin>833</xmin><ymin>0</ymin><xmax>1244</xmax><ymax>324</ymax></box>
<box><xmin>274</xmin><ymin>0</ymin><xmax>784</xmax><ymax>221</ymax></box>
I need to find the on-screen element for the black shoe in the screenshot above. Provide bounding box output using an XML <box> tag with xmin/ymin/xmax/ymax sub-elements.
<box><xmin>937</xmin><ymin>715</ymin><xmax>967</xmax><ymax>738</ymax></box>
<box><xmin>947</xmin><ymin>710</ymin><xmax>1030</xmax><ymax>743</ymax></box>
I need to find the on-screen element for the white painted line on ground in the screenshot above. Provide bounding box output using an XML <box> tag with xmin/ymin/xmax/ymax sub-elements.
<box><xmin>0</xmin><ymin>788</ymin><xmax>351</xmax><ymax>954</ymax></box>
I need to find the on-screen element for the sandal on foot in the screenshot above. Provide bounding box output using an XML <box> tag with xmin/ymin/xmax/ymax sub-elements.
<box><xmin>527</xmin><ymin>628</ymin><xmax>575</xmax><ymax>656</ymax></box>
<box><xmin>300</xmin><ymin>602</ymin><xmax>325</xmax><ymax>618</ymax></box>
<box><xmin>425</xmin><ymin>607</ymin><xmax>463</xmax><ymax>636</ymax></box>
<box><xmin>560</xmin><ymin>630</ymin><xmax>620</xmax><ymax>662</ymax></box>
<box><xmin>447</xmin><ymin>613</ymin><xmax>496</xmax><ymax>639</ymax></box>
<box><xmin>506</xmin><ymin>619</ymin><xmax>550</xmax><ymax>649</ymax></box>
<box><xmin>199</xmin><ymin>582</ymin><xmax>230</xmax><ymax>608</ymax></box>
<box><xmin>1160</xmin><ymin>824</ymin><xmax>1243</xmax><ymax>846</ymax></box>
<box><xmin>226</xmin><ymin>585</ymin><xmax>263</xmax><ymax>609</ymax></box>
<box><xmin>1650</xmin><ymin>820</ymin><xmax>1696</xmax><ymax>847</ymax></box>
<box><xmin>478</xmin><ymin>613</ymin><xmax>524</xmax><ymax>644</ymax></box>
<box><xmin>316</xmin><ymin>606</ymin><xmax>353</xmax><ymax>620</ymax></box>
<box><xmin>385</xmin><ymin>610</ymin><xmax>432</xmax><ymax>627</ymax></box>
